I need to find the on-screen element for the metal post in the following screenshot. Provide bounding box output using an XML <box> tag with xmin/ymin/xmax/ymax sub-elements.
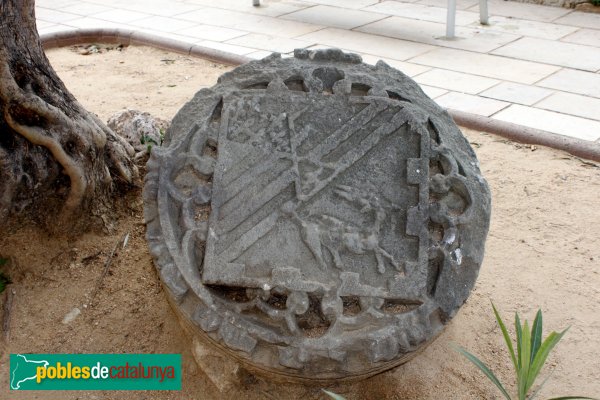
<box><xmin>446</xmin><ymin>0</ymin><xmax>457</xmax><ymax>38</ymax></box>
<box><xmin>479</xmin><ymin>0</ymin><xmax>489</xmax><ymax>25</ymax></box>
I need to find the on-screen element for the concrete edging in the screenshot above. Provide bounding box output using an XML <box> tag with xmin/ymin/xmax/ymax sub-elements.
<box><xmin>41</xmin><ymin>28</ymin><xmax>252</xmax><ymax>66</ymax></box>
<box><xmin>451</xmin><ymin>110</ymin><xmax>600</xmax><ymax>162</ymax></box>
<box><xmin>40</xmin><ymin>28</ymin><xmax>600</xmax><ymax>163</ymax></box>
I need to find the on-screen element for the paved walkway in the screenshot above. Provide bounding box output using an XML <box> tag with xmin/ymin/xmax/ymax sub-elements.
<box><xmin>36</xmin><ymin>0</ymin><xmax>600</xmax><ymax>144</ymax></box>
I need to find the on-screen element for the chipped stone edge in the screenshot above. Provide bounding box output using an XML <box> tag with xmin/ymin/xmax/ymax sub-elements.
<box><xmin>40</xmin><ymin>28</ymin><xmax>600</xmax><ymax>163</ymax></box>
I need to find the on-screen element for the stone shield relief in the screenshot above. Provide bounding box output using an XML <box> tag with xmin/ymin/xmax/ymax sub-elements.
<box><xmin>143</xmin><ymin>49</ymin><xmax>491</xmax><ymax>380</ymax></box>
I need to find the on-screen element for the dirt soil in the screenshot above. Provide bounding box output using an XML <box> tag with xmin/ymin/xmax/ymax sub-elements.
<box><xmin>0</xmin><ymin>45</ymin><xmax>598</xmax><ymax>400</ymax></box>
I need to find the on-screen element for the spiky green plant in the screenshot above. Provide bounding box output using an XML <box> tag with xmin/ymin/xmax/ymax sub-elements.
<box><xmin>140</xmin><ymin>134</ymin><xmax>160</xmax><ymax>153</ymax></box>
<box><xmin>455</xmin><ymin>304</ymin><xmax>597</xmax><ymax>400</ymax></box>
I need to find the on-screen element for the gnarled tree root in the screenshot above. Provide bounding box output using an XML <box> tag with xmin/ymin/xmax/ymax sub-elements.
<box><xmin>0</xmin><ymin>40</ymin><xmax>138</xmax><ymax>232</ymax></box>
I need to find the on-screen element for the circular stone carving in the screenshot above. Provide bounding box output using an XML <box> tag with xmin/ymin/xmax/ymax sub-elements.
<box><xmin>143</xmin><ymin>49</ymin><xmax>491</xmax><ymax>381</ymax></box>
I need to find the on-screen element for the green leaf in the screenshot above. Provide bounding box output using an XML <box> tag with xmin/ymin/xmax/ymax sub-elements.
<box><xmin>141</xmin><ymin>135</ymin><xmax>159</xmax><ymax>147</ymax></box>
<box><xmin>530</xmin><ymin>309</ymin><xmax>543</xmax><ymax>365</ymax></box>
<box><xmin>516</xmin><ymin>312</ymin><xmax>523</xmax><ymax>369</ymax></box>
<box><xmin>0</xmin><ymin>258</ymin><xmax>7</xmax><ymax>267</ymax></box>
<box><xmin>528</xmin><ymin>371</ymin><xmax>553</xmax><ymax>400</ymax></box>
<box><xmin>527</xmin><ymin>328</ymin><xmax>569</xmax><ymax>393</ymax></box>
<box><xmin>518</xmin><ymin>319</ymin><xmax>531</xmax><ymax>400</ymax></box>
<box><xmin>322</xmin><ymin>390</ymin><xmax>347</xmax><ymax>400</ymax></box>
<box><xmin>493</xmin><ymin>302</ymin><xmax>517</xmax><ymax>370</ymax></box>
<box><xmin>454</xmin><ymin>345</ymin><xmax>512</xmax><ymax>400</ymax></box>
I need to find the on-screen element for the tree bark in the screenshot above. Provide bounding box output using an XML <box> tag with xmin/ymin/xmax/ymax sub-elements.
<box><xmin>0</xmin><ymin>0</ymin><xmax>138</xmax><ymax>232</ymax></box>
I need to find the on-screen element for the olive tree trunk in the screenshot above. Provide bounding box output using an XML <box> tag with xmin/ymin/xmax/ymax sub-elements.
<box><xmin>0</xmin><ymin>0</ymin><xmax>137</xmax><ymax>231</ymax></box>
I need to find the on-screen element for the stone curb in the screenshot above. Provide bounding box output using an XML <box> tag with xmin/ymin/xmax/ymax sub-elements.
<box><xmin>40</xmin><ymin>28</ymin><xmax>252</xmax><ymax>66</ymax></box>
<box><xmin>40</xmin><ymin>28</ymin><xmax>600</xmax><ymax>163</ymax></box>
<box><xmin>451</xmin><ymin>110</ymin><xmax>600</xmax><ymax>162</ymax></box>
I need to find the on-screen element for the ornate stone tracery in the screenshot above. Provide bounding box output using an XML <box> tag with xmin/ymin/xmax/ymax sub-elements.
<box><xmin>144</xmin><ymin>49</ymin><xmax>491</xmax><ymax>380</ymax></box>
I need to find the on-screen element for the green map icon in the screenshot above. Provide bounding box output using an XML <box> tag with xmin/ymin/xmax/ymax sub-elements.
<box><xmin>10</xmin><ymin>354</ymin><xmax>49</xmax><ymax>390</ymax></box>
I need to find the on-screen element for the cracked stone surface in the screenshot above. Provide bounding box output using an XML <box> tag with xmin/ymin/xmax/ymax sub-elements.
<box><xmin>143</xmin><ymin>49</ymin><xmax>492</xmax><ymax>381</ymax></box>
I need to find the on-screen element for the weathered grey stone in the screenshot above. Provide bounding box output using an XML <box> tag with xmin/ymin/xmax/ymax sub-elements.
<box><xmin>144</xmin><ymin>48</ymin><xmax>491</xmax><ymax>381</ymax></box>
<box><xmin>191</xmin><ymin>338</ymin><xmax>243</xmax><ymax>393</ymax></box>
<box><xmin>107</xmin><ymin>109</ymin><xmax>168</xmax><ymax>157</ymax></box>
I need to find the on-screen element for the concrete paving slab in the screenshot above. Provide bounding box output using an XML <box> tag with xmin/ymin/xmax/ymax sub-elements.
<box><xmin>299</xmin><ymin>0</ymin><xmax>381</xmax><ymax>9</ymax></box>
<box><xmin>536</xmin><ymin>69</ymin><xmax>600</xmax><ymax>98</ymax></box>
<box><xmin>414</xmin><ymin>68</ymin><xmax>500</xmax><ymax>94</ymax></box>
<box><xmin>108</xmin><ymin>1</ymin><xmax>202</xmax><ymax>17</ymax></box>
<box><xmin>227</xmin><ymin>33</ymin><xmax>315</xmax><ymax>54</ymax></box>
<box><xmin>57</xmin><ymin>3</ymin><xmax>113</xmax><ymax>17</ymax></box>
<box><xmin>536</xmin><ymin>92</ymin><xmax>600</xmax><ymax>121</ymax></box>
<box><xmin>35</xmin><ymin>8</ymin><xmax>84</xmax><ymax>24</ymax></box>
<box><xmin>38</xmin><ymin>24</ymin><xmax>74</xmax><ymax>36</ymax></box>
<box><xmin>364</xmin><ymin>2</ymin><xmax>481</xmax><ymax>26</ymax></box>
<box><xmin>37</xmin><ymin>0</ymin><xmax>77</xmax><ymax>8</ymax></box>
<box><xmin>183</xmin><ymin>0</ymin><xmax>310</xmax><ymax>17</ymax></box>
<box><xmin>36</xmin><ymin>20</ymin><xmax>57</xmax><ymax>29</ymax></box>
<box><xmin>435</xmin><ymin>91</ymin><xmax>510</xmax><ymax>116</ymax></box>
<box><xmin>129</xmin><ymin>16</ymin><xmax>199</xmax><ymax>33</ymax></box>
<box><xmin>480</xmin><ymin>82</ymin><xmax>553</xmax><ymax>105</ymax></box>
<box><xmin>469</xmin><ymin>0</ymin><xmax>571</xmax><ymax>22</ymax></box>
<box><xmin>492</xmin><ymin>37</ymin><xmax>600</xmax><ymax>72</ymax></box>
<box><xmin>174</xmin><ymin>24</ymin><xmax>248</xmax><ymax>42</ymax></box>
<box><xmin>417</xmin><ymin>0</ymin><xmax>478</xmax><ymax>10</ymax></box>
<box><xmin>494</xmin><ymin>104</ymin><xmax>600</xmax><ymax>141</ymax></box>
<box><xmin>282</xmin><ymin>5</ymin><xmax>386</xmax><ymax>30</ymax></box>
<box><xmin>472</xmin><ymin>16</ymin><xmax>579</xmax><ymax>40</ymax></box>
<box><xmin>35</xmin><ymin>0</ymin><xmax>600</xmax><ymax>150</ymax></box>
<box><xmin>176</xmin><ymin>7</ymin><xmax>324</xmax><ymax>38</ymax></box>
<box><xmin>561</xmin><ymin>29</ymin><xmax>600</xmax><ymax>48</ymax></box>
<box><xmin>298</xmin><ymin>27</ymin><xmax>435</xmax><ymax>60</ymax></box>
<box><xmin>92</xmin><ymin>9</ymin><xmax>153</xmax><ymax>24</ymax></box>
<box><xmin>81</xmin><ymin>0</ymin><xmax>125</xmax><ymax>5</ymax></box>
<box><xmin>195</xmin><ymin>40</ymin><xmax>259</xmax><ymax>55</ymax></box>
<box><xmin>358</xmin><ymin>16</ymin><xmax>520</xmax><ymax>53</ymax></box>
<box><xmin>409</xmin><ymin>48</ymin><xmax>560</xmax><ymax>84</ymax></box>
<box><xmin>554</xmin><ymin>11</ymin><xmax>600</xmax><ymax>29</ymax></box>
<box><xmin>64</xmin><ymin>17</ymin><xmax>125</xmax><ymax>30</ymax></box>
<box><xmin>420</xmin><ymin>84</ymin><xmax>449</xmax><ymax>98</ymax></box>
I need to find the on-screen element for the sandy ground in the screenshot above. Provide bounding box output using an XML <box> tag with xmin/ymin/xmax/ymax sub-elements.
<box><xmin>0</xmin><ymin>45</ymin><xmax>598</xmax><ymax>400</ymax></box>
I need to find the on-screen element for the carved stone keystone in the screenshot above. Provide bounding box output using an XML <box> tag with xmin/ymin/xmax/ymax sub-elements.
<box><xmin>144</xmin><ymin>49</ymin><xmax>491</xmax><ymax>381</ymax></box>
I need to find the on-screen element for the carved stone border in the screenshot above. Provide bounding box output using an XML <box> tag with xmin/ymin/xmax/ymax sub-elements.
<box><xmin>143</xmin><ymin>48</ymin><xmax>492</xmax><ymax>380</ymax></box>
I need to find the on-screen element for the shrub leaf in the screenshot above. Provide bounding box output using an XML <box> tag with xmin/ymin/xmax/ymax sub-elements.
<box><xmin>527</xmin><ymin>328</ymin><xmax>569</xmax><ymax>393</ymax></box>
<box><xmin>516</xmin><ymin>313</ymin><xmax>523</xmax><ymax>369</ymax></box>
<box><xmin>454</xmin><ymin>345</ymin><xmax>512</xmax><ymax>400</ymax></box>
<box><xmin>530</xmin><ymin>309</ymin><xmax>543</xmax><ymax>364</ymax></box>
<box><xmin>493</xmin><ymin>303</ymin><xmax>517</xmax><ymax>370</ymax></box>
